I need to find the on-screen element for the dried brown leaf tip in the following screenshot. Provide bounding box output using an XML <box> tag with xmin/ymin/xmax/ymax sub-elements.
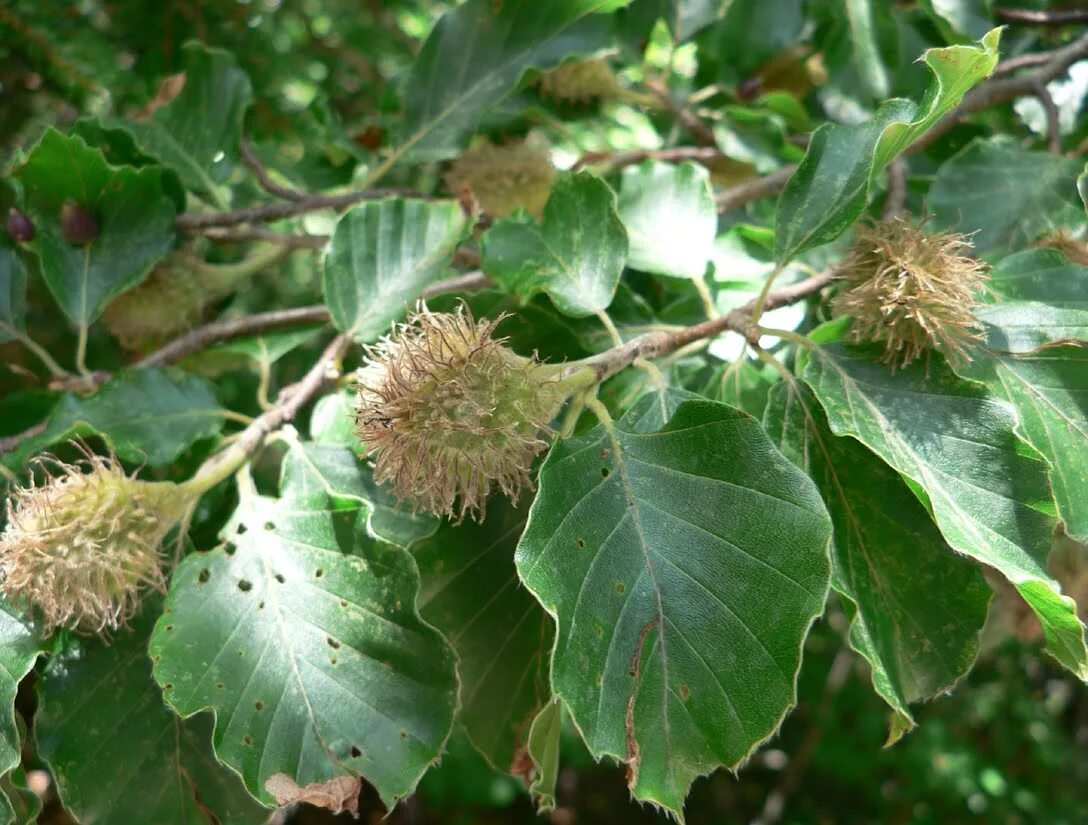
<box><xmin>0</xmin><ymin>452</ymin><xmax>190</xmax><ymax>634</ymax></box>
<box><xmin>832</xmin><ymin>218</ymin><xmax>990</xmax><ymax>368</ymax></box>
<box><xmin>354</xmin><ymin>304</ymin><xmax>567</xmax><ymax>523</ymax></box>
<box><xmin>444</xmin><ymin>139</ymin><xmax>555</xmax><ymax>219</ymax></box>
<box><xmin>264</xmin><ymin>773</ymin><xmax>361</xmax><ymax>815</ymax></box>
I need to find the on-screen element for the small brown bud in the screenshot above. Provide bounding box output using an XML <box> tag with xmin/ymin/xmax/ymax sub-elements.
<box><xmin>60</xmin><ymin>201</ymin><xmax>99</xmax><ymax>245</ymax></box>
<box><xmin>5</xmin><ymin>208</ymin><xmax>34</xmax><ymax>244</ymax></box>
<box><xmin>832</xmin><ymin>218</ymin><xmax>990</xmax><ymax>368</ymax></box>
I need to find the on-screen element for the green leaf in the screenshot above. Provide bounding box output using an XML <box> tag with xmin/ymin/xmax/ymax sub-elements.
<box><xmin>957</xmin><ymin>249</ymin><xmax>1088</xmax><ymax>541</ymax></box>
<box><xmin>280</xmin><ymin>440</ymin><xmax>439</xmax><ymax>549</ymax></box>
<box><xmin>525</xmin><ymin>699</ymin><xmax>563</xmax><ymax>811</ymax></box>
<box><xmin>919</xmin><ymin>0</ymin><xmax>994</xmax><ymax>42</ymax></box>
<box><xmin>774</xmin><ymin>100</ymin><xmax>913</xmax><ymax>263</ymax></box>
<box><xmin>617</xmin><ymin>161</ymin><xmax>716</xmax><ymax>279</ymax></box>
<box><xmin>105</xmin><ymin>43</ymin><xmax>252</xmax><ymax>207</ymax></box>
<box><xmin>310</xmin><ymin>390</ymin><xmax>358</xmax><ymax>447</ymax></box>
<box><xmin>929</xmin><ymin>137</ymin><xmax>1085</xmax><ymax>257</ymax></box>
<box><xmin>183</xmin><ymin>325</ymin><xmax>326</xmax><ymax>379</ymax></box>
<box><xmin>13</xmin><ymin>128</ymin><xmax>177</xmax><ymax>328</ymax></box>
<box><xmin>69</xmin><ymin>118</ymin><xmax>188</xmax><ymax>212</ymax></box>
<box><xmin>0</xmin><ymin>250</ymin><xmax>27</xmax><ymax>343</ymax></box>
<box><xmin>696</xmin><ymin>360</ymin><xmax>776</xmax><ymax>418</ymax></box>
<box><xmin>0</xmin><ymin>603</ymin><xmax>42</xmax><ymax>824</ymax></box>
<box><xmin>149</xmin><ymin>472</ymin><xmax>458</xmax><ymax>807</ymax></box>
<box><xmin>397</xmin><ymin>0</ymin><xmax>630</xmax><ymax>162</ymax></box>
<box><xmin>323</xmin><ymin>199</ymin><xmax>466</xmax><ymax>342</ymax></box>
<box><xmin>802</xmin><ymin>339</ymin><xmax>1088</xmax><ymax>679</ymax></box>
<box><xmin>844</xmin><ymin>0</ymin><xmax>891</xmax><ymax>99</ymax></box>
<box><xmin>774</xmin><ymin>28</ymin><xmax>1000</xmax><ymax>262</ymax></box>
<box><xmin>482</xmin><ymin>172</ymin><xmax>627</xmax><ymax>317</ymax></box>
<box><xmin>516</xmin><ymin>391</ymin><xmax>831</xmax><ymax>814</ymax></box>
<box><xmin>2</xmin><ymin>367</ymin><xmax>223</xmax><ymax>468</ymax></box>
<box><xmin>712</xmin><ymin>0</ymin><xmax>805</xmax><ymax>77</ymax></box>
<box><xmin>764</xmin><ymin>381</ymin><xmax>989</xmax><ymax>729</ymax></box>
<box><xmin>36</xmin><ymin>607</ymin><xmax>267</xmax><ymax>824</ymax></box>
<box><xmin>414</xmin><ymin>498</ymin><xmax>551</xmax><ymax>771</ymax></box>
<box><xmin>623</xmin><ymin>0</ymin><xmax>725</xmax><ymax>42</ymax></box>
<box><xmin>664</xmin><ymin>0</ymin><xmax>726</xmax><ymax>41</ymax></box>
<box><xmin>974</xmin><ymin>249</ymin><xmax>1088</xmax><ymax>351</ymax></box>
<box><xmin>967</xmin><ymin>348</ymin><xmax>1088</xmax><ymax>544</ymax></box>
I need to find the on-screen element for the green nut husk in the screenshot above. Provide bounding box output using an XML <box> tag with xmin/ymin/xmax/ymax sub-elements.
<box><xmin>354</xmin><ymin>305</ymin><xmax>569</xmax><ymax>522</ymax></box>
<box><xmin>102</xmin><ymin>243</ymin><xmax>289</xmax><ymax>351</ymax></box>
<box><xmin>0</xmin><ymin>453</ymin><xmax>191</xmax><ymax>634</ymax></box>
<box><xmin>444</xmin><ymin>140</ymin><xmax>556</xmax><ymax>219</ymax></box>
<box><xmin>538</xmin><ymin>57</ymin><xmax>620</xmax><ymax>103</ymax></box>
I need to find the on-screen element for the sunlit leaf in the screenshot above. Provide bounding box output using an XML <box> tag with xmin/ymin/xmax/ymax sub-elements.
<box><xmin>323</xmin><ymin>199</ymin><xmax>466</xmax><ymax>342</ymax></box>
<box><xmin>13</xmin><ymin>129</ymin><xmax>177</xmax><ymax>329</ymax></box>
<box><xmin>517</xmin><ymin>391</ymin><xmax>831</xmax><ymax>814</ymax></box>
<box><xmin>483</xmin><ymin>172</ymin><xmax>627</xmax><ymax>316</ymax></box>
<box><xmin>150</xmin><ymin>466</ymin><xmax>458</xmax><ymax>807</ymax></box>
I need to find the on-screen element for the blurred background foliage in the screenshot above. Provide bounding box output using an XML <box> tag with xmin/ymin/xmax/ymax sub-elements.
<box><xmin>3</xmin><ymin>1</ymin><xmax>1086</xmax><ymax>823</ymax></box>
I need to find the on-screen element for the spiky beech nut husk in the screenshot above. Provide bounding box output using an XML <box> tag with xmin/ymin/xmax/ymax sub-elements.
<box><xmin>538</xmin><ymin>58</ymin><xmax>620</xmax><ymax>103</ymax></box>
<box><xmin>0</xmin><ymin>454</ymin><xmax>190</xmax><ymax>634</ymax></box>
<box><xmin>354</xmin><ymin>305</ymin><xmax>567</xmax><ymax>522</ymax></box>
<box><xmin>1034</xmin><ymin>230</ymin><xmax>1088</xmax><ymax>267</ymax></box>
<box><xmin>444</xmin><ymin>140</ymin><xmax>556</xmax><ymax>219</ymax></box>
<box><xmin>60</xmin><ymin>201</ymin><xmax>99</xmax><ymax>245</ymax></box>
<box><xmin>5</xmin><ymin>208</ymin><xmax>34</xmax><ymax>244</ymax></box>
<box><xmin>101</xmin><ymin>251</ymin><xmax>207</xmax><ymax>351</ymax></box>
<box><xmin>831</xmin><ymin>218</ymin><xmax>990</xmax><ymax>368</ymax></box>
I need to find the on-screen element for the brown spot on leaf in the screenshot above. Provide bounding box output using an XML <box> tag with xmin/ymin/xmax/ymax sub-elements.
<box><xmin>135</xmin><ymin>71</ymin><xmax>186</xmax><ymax>118</ymax></box>
<box><xmin>624</xmin><ymin>618</ymin><xmax>659</xmax><ymax>788</ymax></box>
<box><xmin>509</xmin><ymin>744</ymin><xmax>536</xmax><ymax>784</ymax></box>
<box><xmin>264</xmin><ymin>773</ymin><xmax>362</xmax><ymax>815</ymax></box>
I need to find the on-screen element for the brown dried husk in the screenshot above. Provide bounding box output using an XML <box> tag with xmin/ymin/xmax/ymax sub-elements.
<box><xmin>831</xmin><ymin>218</ymin><xmax>990</xmax><ymax>368</ymax></box>
<box><xmin>354</xmin><ymin>305</ymin><xmax>565</xmax><ymax>522</ymax></box>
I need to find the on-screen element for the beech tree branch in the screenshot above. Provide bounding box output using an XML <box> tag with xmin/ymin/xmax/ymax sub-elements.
<box><xmin>882</xmin><ymin>158</ymin><xmax>908</xmax><ymax>219</ymax></box>
<box><xmin>0</xmin><ymin>421</ymin><xmax>47</xmax><ymax>457</ymax></box>
<box><xmin>240</xmin><ymin>138</ymin><xmax>307</xmax><ymax>202</ymax></box>
<box><xmin>42</xmin><ymin>270</ymin><xmax>494</xmax><ymax>396</ymax></box>
<box><xmin>643</xmin><ymin>79</ymin><xmax>719</xmax><ymax>147</ymax></box>
<box><xmin>572</xmin><ymin>269</ymin><xmax>836</xmax><ymax>383</ymax></box>
<box><xmin>572</xmin><ymin>146</ymin><xmax>725</xmax><ymax>171</ymax></box>
<box><xmin>176</xmin><ymin>186</ymin><xmax>432</xmax><ymax>230</ymax></box>
<box><xmin>996</xmin><ymin>7</ymin><xmax>1088</xmax><ymax>25</ymax></box>
<box><xmin>203</xmin><ymin>227</ymin><xmax>329</xmax><ymax>249</ymax></box>
<box><xmin>138</xmin><ymin>306</ymin><xmax>333</xmax><ymax>368</ymax></box>
<box><xmin>191</xmin><ymin>331</ymin><xmax>353</xmax><ymax>483</ymax></box>
<box><xmin>1032</xmin><ymin>80</ymin><xmax>1063</xmax><ymax>152</ymax></box>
